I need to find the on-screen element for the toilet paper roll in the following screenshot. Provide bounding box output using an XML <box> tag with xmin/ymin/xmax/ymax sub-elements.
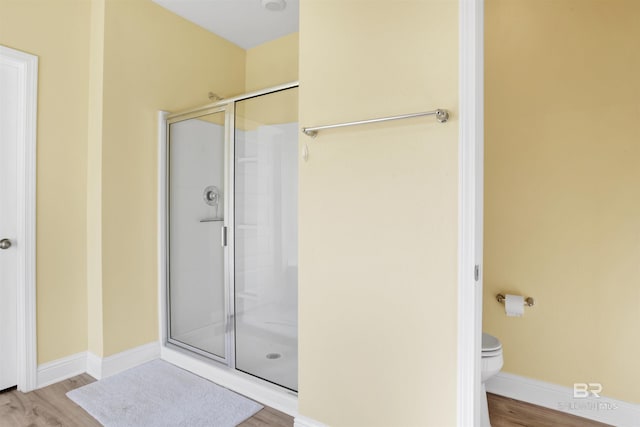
<box><xmin>505</xmin><ymin>294</ymin><xmax>525</xmax><ymax>317</ymax></box>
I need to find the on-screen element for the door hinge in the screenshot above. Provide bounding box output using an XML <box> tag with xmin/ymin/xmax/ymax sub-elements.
<box><xmin>474</xmin><ymin>265</ymin><xmax>480</xmax><ymax>281</ymax></box>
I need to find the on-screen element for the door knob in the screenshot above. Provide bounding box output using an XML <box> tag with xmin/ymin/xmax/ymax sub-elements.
<box><xmin>0</xmin><ymin>239</ymin><xmax>12</xmax><ymax>250</ymax></box>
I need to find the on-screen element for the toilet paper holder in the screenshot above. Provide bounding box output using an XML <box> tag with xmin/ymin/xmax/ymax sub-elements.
<box><xmin>496</xmin><ymin>293</ymin><xmax>535</xmax><ymax>307</ymax></box>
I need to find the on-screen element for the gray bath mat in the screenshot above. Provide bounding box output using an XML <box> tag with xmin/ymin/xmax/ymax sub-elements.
<box><xmin>67</xmin><ymin>359</ymin><xmax>263</xmax><ymax>427</ymax></box>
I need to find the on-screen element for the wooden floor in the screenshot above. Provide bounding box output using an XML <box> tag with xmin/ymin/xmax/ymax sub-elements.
<box><xmin>0</xmin><ymin>374</ymin><xmax>293</xmax><ymax>427</ymax></box>
<box><xmin>0</xmin><ymin>376</ymin><xmax>612</xmax><ymax>427</ymax></box>
<box><xmin>487</xmin><ymin>393</ymin><xmax>611</xmax><ymax>427</ymax></box>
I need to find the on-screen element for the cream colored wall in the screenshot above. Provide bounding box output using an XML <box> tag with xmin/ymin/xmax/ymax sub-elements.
<box><xmin>484</xmin><ymin>0</ymin><xmax>640</xmax><ymax>403</ymax></box>
<box><xmin>245</xmin><ymin>32</ymin><xmax>298</xmax><ymax>92</ymax></box>
<box><xmin>97</xmin><ymin>0</ymin><xmax>246</xmax><ymax>356</ymax></box>
<box><xmin>242</xmin><ymin>33</ymin><xmax>299</xmax><ymax>129</ymax></box>
<box><xmin>0</xmin><ymin>0</ymin><xmax>90</xmax><ymax>364</ymax></box>
<box><xmin>87</xmin><ymin>0</ymin><xmax>105</xmax><ymax>358</ymax></box>
<box><xmin>298</xmin><ymin>1</ymin><xmax>458</xmax><ymax>426</ymax></box>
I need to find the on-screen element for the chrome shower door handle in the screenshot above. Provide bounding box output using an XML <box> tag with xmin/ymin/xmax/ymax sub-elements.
<box><xmin>221</xmin><ymin>226</ymin><xmax>228</xmax><ymax>247</ymax></box>
<box><xmin>0</xmin><ymin>238</ymin><xmax>12</xmax><ymax>250</ymax></box>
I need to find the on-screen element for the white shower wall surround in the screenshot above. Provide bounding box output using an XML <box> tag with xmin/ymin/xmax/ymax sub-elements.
<box><xmin>165</xmin><ymin>85</ymin><xmax>299</xmax><ymax>394</ymax></box>
<box><xmin>235</xmin><ymin>122</ymin><xmax>298</xmax><ymax>391</ymax></box>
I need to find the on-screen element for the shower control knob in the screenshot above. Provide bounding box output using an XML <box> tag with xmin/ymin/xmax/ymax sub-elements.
<box><xmin>203</xmin><ymin>185</ymin><xmax>220</xmax><ymax>206</ymax></box>
<box><xmin>205</xmin><ymin>191</ymin><xmax>218</xmax><ymax>203</ymax></box>
<box><xmin>0</xmin><ymin>238</ymin><xmax>12</xmax><ymax>250</ymax></box>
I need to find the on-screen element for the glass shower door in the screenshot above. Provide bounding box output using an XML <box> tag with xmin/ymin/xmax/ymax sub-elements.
<box><xmin>234</xmin><ymin>88</ymin><xmax>299</xmax><ymax>391</ymax></box>
<box><xmin>167</xmin><ymin>109</ymin><xmax>228</xmax><ymax>361</ymax></box>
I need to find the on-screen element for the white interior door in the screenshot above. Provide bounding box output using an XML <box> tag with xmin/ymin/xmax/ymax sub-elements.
<box><xmin>0</xmin><ymin>54</ymin><xmax>20</xmax><ymax>391</ymax></box>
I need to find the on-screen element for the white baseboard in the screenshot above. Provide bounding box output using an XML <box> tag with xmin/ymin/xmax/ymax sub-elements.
<box><xmin>85</xmin><ymin>351</ymin><xmax>102</xmax><ymax>379</ymax></box>
<box><xmin>36</xmin><ymin>352</ymin><xmax>87</xmax><ymax>389</ymax></box>
<box><xmin>89</xmin><ymin>341</ymin><xmax>160</xmax><ymax>380</ymax></box>
<box><xmin>486</xmin><ymin>372</ymin><xmax>640</xmax><ymax>427</ymax></box>
<box><xmin>161</xmin><ymin>345</ymin><xmax>298</xmax><ymax>417</ymax></box>
<box><xmin>101</xmin><ymin>341</ymin><xmax>160</xmax><ymax>379</ymax></box>
<box><xmin>37</xmin><ymin>342</ymin><xmax>160</xmax><ymax>388</ymax></box>
<box><xmin>294</xmin><ymin>415</ymin><xmax>328</xmax><ymax>427</ymax></box>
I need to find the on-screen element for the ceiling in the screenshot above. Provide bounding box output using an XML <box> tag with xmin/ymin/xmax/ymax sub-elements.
<box><xmin>152</xmin><ymin>0</ymin><xmax>299</xmax><ymax>49</ymax></box>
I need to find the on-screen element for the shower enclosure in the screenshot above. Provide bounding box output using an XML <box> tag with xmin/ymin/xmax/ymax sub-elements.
<box><xmin>164</xmin><ymin>83</ymin><xmax>298</xmax><ymax>391</ymax></box>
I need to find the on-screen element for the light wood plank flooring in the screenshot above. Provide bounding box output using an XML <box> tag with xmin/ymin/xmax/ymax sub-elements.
<box><xmin>0</xmin><ymin>376</ymin><xmax>614</xmax><ymax>426</ymax></box>
<box><xmin>0</xmin><ymin>374</ymin><xmax>293</xmax><ymax>427</ymax></box>
<box><xmin>487</xmin><ymin>393</ymin><xmax>612</xmax><ymax>427</ymax></box>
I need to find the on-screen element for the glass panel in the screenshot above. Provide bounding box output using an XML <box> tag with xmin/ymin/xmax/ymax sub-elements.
<box><xmin>234</xmin><ymin>88</ymin><xmax>299</xmax><ymax>391</ymax></box>
<box><xmin>168</xmin><ymin>111</ymin><xmax>226</xmax><ymax>359</ymax></box>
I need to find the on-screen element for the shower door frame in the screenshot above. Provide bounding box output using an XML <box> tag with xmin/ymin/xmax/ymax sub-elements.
<box><xmin>164</xmin><ymin>104</ymin><xmax>235</xmax><ymax>365</ymax></box>
<box><xmin>159</xmin><ymin>82</ymin><xmax>299</xmax><ymax>391</ymax></box>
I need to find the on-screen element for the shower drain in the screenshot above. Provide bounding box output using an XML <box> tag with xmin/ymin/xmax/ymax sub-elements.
<box><xmin>266</xmin><ymin>353</ymin><xmax>282</xmax><ymax>360</ymax></box>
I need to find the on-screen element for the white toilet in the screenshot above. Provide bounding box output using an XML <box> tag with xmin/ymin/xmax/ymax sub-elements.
<box><xmin>481</xmin><ymin>333</ymin><xmax>503</xmax><ymax>427</ymax></box>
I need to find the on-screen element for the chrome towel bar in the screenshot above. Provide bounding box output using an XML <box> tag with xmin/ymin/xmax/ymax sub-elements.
<box><xmin>301</xmin><ymin>109</ymin><xmax>449</xmax><ymax>138</ymax></box>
